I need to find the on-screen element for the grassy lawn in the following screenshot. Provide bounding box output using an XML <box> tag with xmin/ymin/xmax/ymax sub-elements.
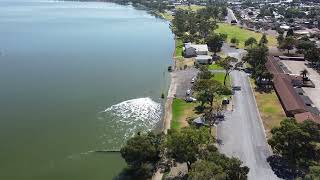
<box><xmin>172</xmin><ymin>98</ymin><xmax>198</xmax><ymax>130</ymax></box>
<box><xmin>215</xmin><ymin>23</ymin><xmax>277</xmax><ymax>48</ymax></box>
<box><xmin>175</xmin><ymin>39</ymin><xmax>184</xmax><ymax>57</ymax></box>
<box><xmin>250</xmin><ymin>79</ymin><xmax>286</xmax><ymax>138</ymax></box>
<box><xmin>159</xmin><ymin>12</ymin><xmax>174</xmax><ymax>21</ymax></box>
<box><xmin>208</xmin><ymin>63</ymin><xmax>223</xmax><ymax>70</ymax></box>
<box><xmin>175</xmin><ymin>5</ymin><xmax>205</xmax><ymax>11</ymax></box>
<box><xmin>212</xmin><ymin>72</ymin><xmax>231</xmax><ymax>88</ymax></box>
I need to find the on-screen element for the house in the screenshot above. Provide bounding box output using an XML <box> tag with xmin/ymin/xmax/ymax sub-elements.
<box><xmin>195</xmin><ymin>55</ymin><xmax>212</xmax><ymax>64</ymax></box>
<box><xmin>183</xmin><ymin>43</ymin><xmax>208</xmax><ymax>57</ymax></box>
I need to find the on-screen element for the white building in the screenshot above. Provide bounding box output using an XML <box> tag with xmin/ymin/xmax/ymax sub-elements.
<box><xmin>183</xmin><ymin>43</ymin><xmax>208</xmax><ymax>57</ymax></box>
<box><xmin>195</xmin><ymin>55</ymin><xmax>212</xmax><ymax>64</ymax></box>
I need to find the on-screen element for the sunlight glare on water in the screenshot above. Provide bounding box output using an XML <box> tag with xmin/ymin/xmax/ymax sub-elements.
<box><xmin>99</xmin><ymin>97</ymin><xmax>162</xmax><ymax>149</ymax></box>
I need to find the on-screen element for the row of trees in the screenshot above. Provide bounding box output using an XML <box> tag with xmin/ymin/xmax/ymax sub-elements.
<box><xmin>243</xmin><ymin>35</ymin><xmax>273</xmax><ymax>87</ymax></box>
<box><xmin>277</xmin><ymin>31</ymin><xmax>320</xmax><ymax>69</ymax></box>
<box><xmin>172</xmin><ymin>5</ymin><xmax>227</xmax><ymax>43</ymax></box>
<box><xmin>118</xmin><ymin>126</ymin><xmax>249</xmax><ymax>180</ymax></box>
<box><xmin>268</xmin><ymin>118</ymin><xmax>320</xmax><ymax>179</ymax></box>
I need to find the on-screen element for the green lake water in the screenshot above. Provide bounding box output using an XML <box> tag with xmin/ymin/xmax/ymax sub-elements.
<box><xmin>0</xmin><ymin>0</ymin><xmax>174</xmax><ymax>179</ymax></box>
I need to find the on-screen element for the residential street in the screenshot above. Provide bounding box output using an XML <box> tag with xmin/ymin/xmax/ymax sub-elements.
<box><xmin>217</xmin><ymin>45</ymin><xmax>280</xmax><ymax>180</ymax></box>
<box><xmin>226</xmin><ymin>8</ymin><xmax>238</xmax><ymax>24</ymax></box>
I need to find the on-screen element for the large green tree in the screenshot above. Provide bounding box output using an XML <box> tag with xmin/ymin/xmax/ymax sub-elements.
<box><xmin>166</xmin><ymin>127</ymin><xmax>214</xmax><ymax>169</ymax></box>
<box><xmin>193</xmin><ymin>79</ymin><xmax>227</xmax><ymax>107</ymax></box>
<box><xmin>279</xmin><ymin>36</ymin><xmax>296</xmax><ymax>54</ymax></box>
<box><xmin>259</xmin><ymin>34</ymin><xmax>268</xmax><ymax>45</ymax></box>
<box><xmin>119</xmin><ymin>132</ymin><xmax>163</xmax><ymax>179</ymax></box>
<box><xmin>188</xmin><ymin>160</ymin><xmax>226</xmax><ymax>180</ymax></box>
<box><xmin>305</xmin><ymin>47</ymin><xmax>320</xmax><ymax>69</ymax></box>
<box><xmin>206</xmin><ymin>33</ymin><xmax>225</xmax><ymax>54</ymax></box>
<box><xmin>268</xmin><ymin>118</ymin><xmax>320</xmax><ymax>168</ymax></box>
<box><xmin>245</xmin><ymin>37</ymin><xmax>257</xmax><ymax>48</ymax></box>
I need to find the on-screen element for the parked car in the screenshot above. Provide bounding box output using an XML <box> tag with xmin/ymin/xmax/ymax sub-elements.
<box><xmin>191</xmin><ymin>76</ymin><xmax>197</xmax><ymax>83</ymax></box>
<box><xmin>185</xmin><ymin>97</ymin><xmax>197</xmax><ymax>102</ymax></box>
<box><xmin>232</xmin><ymin>86</ymin><xmax>241</xmax><ymax>91</ymax></box>
<box><xmin>216</xmin><ymin>112</ymin><xmax>224</xmax><ymax>119</ymax></box>
<box><xmin>186</xmin><ymin>89</ymin><xmax>192</xmax><ymax>96</ymax></box>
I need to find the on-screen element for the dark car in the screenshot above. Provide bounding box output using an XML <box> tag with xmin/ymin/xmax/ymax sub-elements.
<box><xmin>232</xmin><ymin>86</ymin><xmax>241</xmax><ymax>91</ymax></box>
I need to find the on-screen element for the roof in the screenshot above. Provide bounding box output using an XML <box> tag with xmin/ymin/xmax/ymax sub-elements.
<box><xmin>266</xmin><ymin>56</ymin><xmax>284</xmax><ymax>74</ymax></box>
<box><xmin>294</xmin><ymin>112</ymin><xmax>320</xmax><ymax>124</ymax></box>
<box><xmin>195</xmin><ymin>55</ymin><xmax>212</xmax><ymax>60</ymax></box>
<box><xmin>273</xmin><ymin>74</ymin><xmax>307</xmax><ymax>114</ymax></box>
<box><xmin>184</xmin><ymin>43</ymin><xmax>208</xmax><ymax>52</ymax></box>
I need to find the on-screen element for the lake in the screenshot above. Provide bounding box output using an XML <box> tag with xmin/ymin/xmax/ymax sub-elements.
<box><xmin>0</xmin><ymin>0</ymin><xmax>174</xmax><ymax>179</ymax></box>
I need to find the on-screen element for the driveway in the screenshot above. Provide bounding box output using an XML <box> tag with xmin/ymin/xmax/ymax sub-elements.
<box><xmin>217</xmin><ymin>45</ymin><xmax>280</xmax><ymax>180</ymax></box>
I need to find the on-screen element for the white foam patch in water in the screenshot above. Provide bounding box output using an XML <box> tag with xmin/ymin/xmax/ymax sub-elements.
<box><xmin>98</xmin><ymin>97</ymin><xmax>162</xmax><ymax>149</ymax></box>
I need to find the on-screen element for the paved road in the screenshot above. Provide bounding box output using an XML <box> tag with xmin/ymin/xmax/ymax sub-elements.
<box><xmin>217</xmin><ymin>45</ymin><xmax>280</xmax><ymax>180</ymax></box>
<box><xmin>226</xmin><ymin>8</ymin><xmax>238</xmax><ymax>24</ymax></box>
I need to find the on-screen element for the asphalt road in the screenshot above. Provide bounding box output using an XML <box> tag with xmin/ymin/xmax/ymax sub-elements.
<box><xmin>217</xmin><ymin>44</ymin><xmax>280</xmax><ymax>180</ymax></box>
<box><xmin>226</xmin><ymin>8</ymin><xmax>238</xmax><ymax>24</ymax></box>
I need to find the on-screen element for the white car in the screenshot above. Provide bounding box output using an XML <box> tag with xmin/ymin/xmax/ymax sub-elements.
<box><xmin>191</xmin><ymin>76</ymin><xmax>197</xmax><ymax>83</ymax></box>
<box><xmin>185</xmin><ymin>97</ymin><xmax>197</xmax><ymax>102</ymax></box>
<box><xmin>186</xmin><ymin>89</ymin><xmax>192</xmax><ymax>96</ymax></box>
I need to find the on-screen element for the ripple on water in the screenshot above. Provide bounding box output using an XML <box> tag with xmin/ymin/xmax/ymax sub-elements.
<box><xmin>98</xmin><ymin>97</ymin><xmax>161</xmax><ymax>149</ymax></box>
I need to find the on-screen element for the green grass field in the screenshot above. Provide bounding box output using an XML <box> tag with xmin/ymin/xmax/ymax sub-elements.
<box><xmin>208</xmin><ymin>63</ymin><xmax>223</xmax><ymax>70</ymax></box>
<box><xmin>175</xmin><ymin>5</ymin><xmax>205</xmax><ymax>11</ymax></box>
<box><xmin>215</xmin><ymin>23</ymin><xmax>277</xmax><ymax>48</ymax></box>
<box><xmin>250</xmin><ymin>79</ymin><xmax>286</xmax><ymax>138</ymax></box>
<box><xmin>175</xmin><ymin>39</ymin><xmax>184</xmax><ymax>57</ymax></box>
<box><xmin>171</xmin><ymin>98</ymin><xmax>197</xmax><ymax>130</ymax></box>
<box><xmin>159</xmin><ymin>12</ymin><xmax>174</xmax><ymax>21</ymax></box>
<box><xmin>212</xmin><ymin>72</ymin><xmax>231</xmax><ymax>87</ymax></box>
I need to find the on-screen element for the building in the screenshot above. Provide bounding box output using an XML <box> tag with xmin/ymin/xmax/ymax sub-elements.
<box><xmin>183</xmin><ymin>43</ymin><xmax>208</xmax><ymax>57</ymax></box>
<box><xmin>266</xmin><ymin>56</ymin><xmax>320</xmax><ymax>123</ymax></box>
<box><xmin>195</xmin><ymin>55</ymin><xmax>212</xmax><ymax>64</ymax></box>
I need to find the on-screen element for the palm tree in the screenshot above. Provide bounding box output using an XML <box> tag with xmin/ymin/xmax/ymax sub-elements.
<box><xmin>300</xmin><ymin>69</ymin><xmax>308</xmax><ymax>83</ymax></box>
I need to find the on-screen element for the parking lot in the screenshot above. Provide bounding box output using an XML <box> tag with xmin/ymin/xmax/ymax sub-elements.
<box><xmin>171</xmin><ymin>68</ymin><xmax>198</xmax><ymax>98</ymax></box>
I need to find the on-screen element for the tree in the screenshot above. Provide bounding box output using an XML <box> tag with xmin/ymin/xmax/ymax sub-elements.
<box><xmin>120</xmin><ymin>132</ymin><xmax>163</xmax><ymax>179</ymax></box>
<box><xmin>206</xmin><ymin>33</ymin><xmax>224</xmax><ymax>54</ymax></box>
<box><xmin>243</xmin><ymin>45</ymin><xmax>268</xmax><ymax>78</ymax></box>
<box><xmin>245</xmin><ymin>37</ymin><xmax>257</xmax><ymax>48</ymax></box>
<box><xmin>277</xmin><ymin>33</ymin><xmax>284</xmax><ymax>45</ymax></box>
<box><xmin>296</xmin><ymin>40</ymin><xmax>316</xmax><ymax>54</ymax></box>
<box><xmin>166</xmin><ymin>127</ymin><xmax>214</xmax><ymax>170</ymax></box>
<box><xmin>197</xmin><ymin>65</ymin><xmax>212</xmax><ymax>79</ymax></box>
<box><xmin>188</xmin><ymin>160</ymin><xmax>226</xmax><ymax>180</ymax></box>
<box><xmin>268</xmin><ymin>118</ymin><xmax>320</xmax><ymax>167</ymax></box>
<box><xmin>204</xmin><ymin>151</ymin><xmax>250</xmax><ymax>180</ymax></box>
<box><xmin>305</xmin><ymin>47</ymin><xmax>320</xmax><ymax>69</ymax></box>
<box><xmin>300</xmin><ymin>69</ymin><xmax>308</xmax><ymax>83</ymax></box>
<box><xmin>305</xmin><ymin>166</ymin><xmax>320</xmax><ymax>180</ymax></box>
<box><xmin>193</xmin><ymin>79</ymin><xmax>226</xmax><ymax>107</ymax></box>
<box><xmin>286</xmin><ymin>28</ymin><xmax>294</xmax><ymax>37</ymax></box>
<box><xmin>259</xmin><ymin>33</ymin><xmax>268</xmax><ymax>45</ymax></box>
<box><xmin>120</xmin><ymin>132</ymin><xmax>162</xmax><ymax>167</ymax></box>
<box><xmin>217</xmin><ymin>56</ymin><xmax>238</xmax><ymax>86</ymax></box>
<box><xmin>279</xmin><ymin>36</ymin><xmax>296</xmax><ymax>54</ymax></box>
<box><xmin>230</xmin><ymin>37</ymin><xmax>239</xmax><ymax>45</ymax></box>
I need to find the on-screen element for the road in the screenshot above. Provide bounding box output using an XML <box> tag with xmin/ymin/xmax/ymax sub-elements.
<box><xmin>226</xmin><ymin>7</ymin><xmax>238</xmax><ymax>24</ymax></box>
<box><xmin>217</xmin><ymin>45</ymin><xmax>280</xmax><ymax>180</ymax></box>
